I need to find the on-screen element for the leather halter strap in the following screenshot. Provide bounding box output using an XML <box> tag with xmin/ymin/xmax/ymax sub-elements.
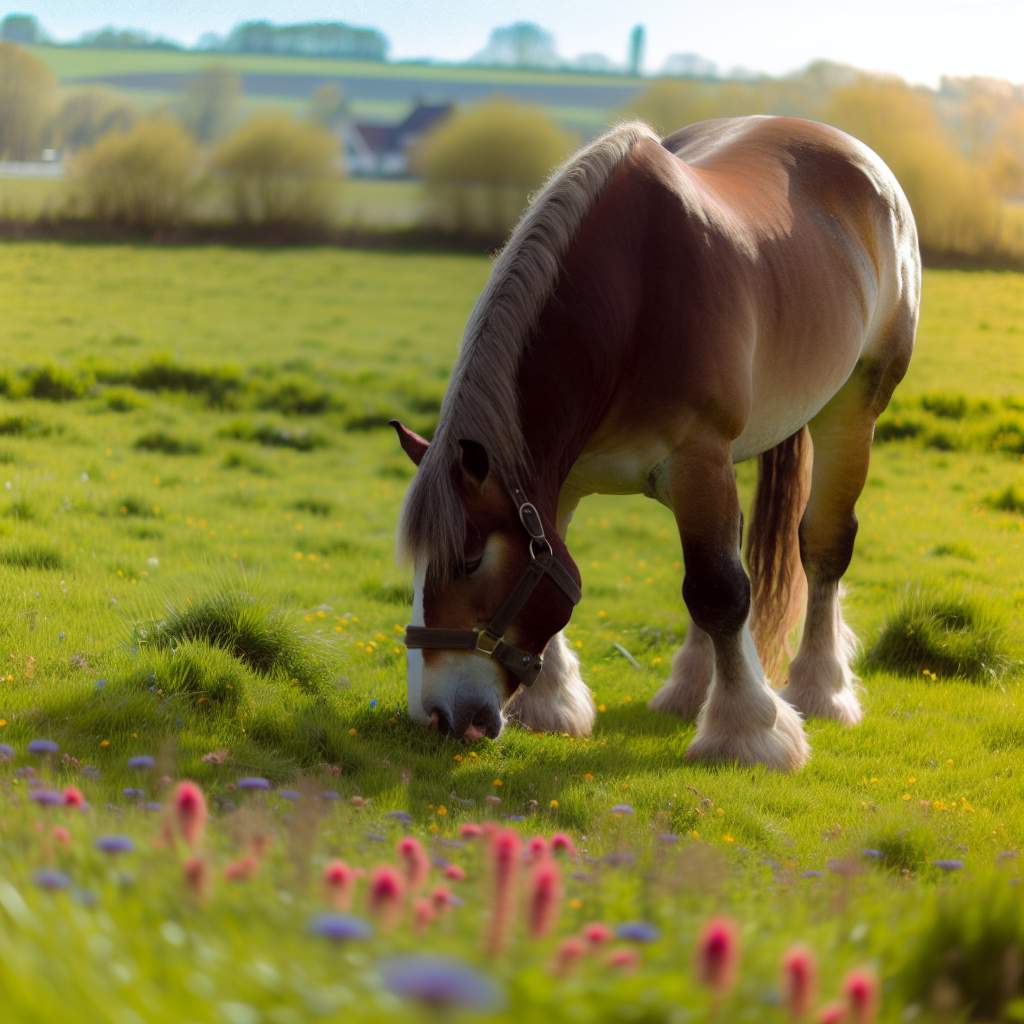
<box><xmin>403</xmin><ymin>488</ymin><xmax>581</xmax><ymax>687</ymax></box>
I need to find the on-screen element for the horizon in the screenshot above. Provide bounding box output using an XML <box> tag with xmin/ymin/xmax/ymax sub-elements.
<box><xmin>3</xmin><ymin>1</ymin><xmax>1023</xmax><ymax>88</ymax></box>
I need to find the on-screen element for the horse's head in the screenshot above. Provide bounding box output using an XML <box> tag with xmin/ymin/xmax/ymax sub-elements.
<box><xmin>392</xmin><ymin>421</ymin><xmax>580</xmax><ymax>741</ymax></box>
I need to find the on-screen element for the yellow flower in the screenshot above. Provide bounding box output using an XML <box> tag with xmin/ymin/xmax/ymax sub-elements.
<box><xmin>453</xmin><ymin>754</ymin><xmax>463</xmax><ymax>763</ymax></box>
<box><xmin>598</xmin><ymin>704</ymin><xmax>607</xmax><ymax>713</ymax></box>
<box><xmin>348</xmin><ymin>728</ymin><xmax>358</xmax><ymax>737</ymax></box>
<box><xmin>100</xmin><ymin>739</ymin><xmax>110</xmax><ymax>748</ymax></box>
<box><xmin>583</xmin><ymin>772</ymin><xmax>594</xmax><ymax>782</ymax></box>
<box><xmin>468</xmin><ymin>751</ymin><xmax>478</xmax><ymax>760</ymax></box>
<box><xmin>492</xmin><ymin>779</ymin><xmax>503</xmax><ymax>788</ymax></box>
<box><xmin>549</xmin><ymin>799</ymin><xmax>559</xmax><ymax>809</ymax></box>
<box><xmin>436</xmin><ymin>805</ymin><xmax>448</xmax><ymax>816</ymax></box>
<box><xmin>0</xmin><ymin>719</ymin><xmax>7</xmax><ymax>728</ymax></box>
<box><xmin>568</xmin><ymin>897</ymin><xmax>582</xmax><ymax>910</ymax></box>
<box><xmin>902</xmin><ymin>793</ymin><xmax>912</xmax><ymax>801</ymax></box>
<box><xmin>722</xmin><ymin>833</ymin><xmax>735</xmax><ymax>843</ymax></box>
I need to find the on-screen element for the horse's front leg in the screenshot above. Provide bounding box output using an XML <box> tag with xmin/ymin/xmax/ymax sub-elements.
<box><xmin>504</xmin><ymin>630</ymin><xmax>596</xmax><ymax>737</ymax></box>
<box><xmin>668</xmin><ymin>439</ymin><xmax>809</xmax><ymax>771</ymax></box>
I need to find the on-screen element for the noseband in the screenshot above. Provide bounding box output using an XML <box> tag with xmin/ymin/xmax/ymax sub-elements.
<box><xmin>403</xmin><ymin>488</ymin><xmax>581</xmax><ymax>687</ymax></box>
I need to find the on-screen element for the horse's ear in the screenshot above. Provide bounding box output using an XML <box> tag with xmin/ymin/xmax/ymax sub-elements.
<box><xmin>458</xmin><ymin>439</ymin><xmax>490</xmax><ymax>488</ymax></box>
<box><xmin>389</xmin><ymin>420</ymin><xmax>429</xmax><ymax>466</ymax></box>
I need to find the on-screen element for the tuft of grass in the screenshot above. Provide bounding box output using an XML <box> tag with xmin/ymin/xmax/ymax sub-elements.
<box><xmin>134</xmin><ymin>431</ymin><xmax>203</xmax><ymax>455</ymax></box>
<box><xmin>988</xmin><ymin>420</ymin><xmax>1024</xmax><ymax>455</ymax></box>
<box><xmin>920</xmin><ymin>392</ymin><xmax>970</xmax><ymax>419</ymax></box>
<box><xmin>125</xmin><ymin>356</ymin><xmax>243</xmax><ymax>409</ymax></box>
<box><xmin>257</xmin><ymin>374</ymin><xmax>335</xmax><ymax>415</ymax></box>
<box><xmin>0</xmin><ymin>415</ymin><xmax>52</xmax><ymax>438</ymax></box>
<box><xmin>899</xmin><ymin>880</ymin><xmax>1024</xmax><ymax>1019</ymax></box>
<box><xmin>20</xmin><ymin>363</ymin><xmax>93</xmax><ymax>401</ymax></box>
<box><xmin>219</xmin><ymin>419</ymin><xmax>326</xmax><ymax>451</ymax></box>
<box><xmin>985</xmin><ymin>484</ymin><xmax>1024</xmax><ymax>514</ymax></box>
<box><xmin>221</xmin><ymin>449</ymin><xmax>275</xmax><ymax>475</ymax></box>
<box><xmin>145</xmin><ymin>589</ymin><xmax>332</xmax><ymax>690</ymax></box>
<box><xmin>874</xmin><ymin>416</ymin><xmax>925</xmax><ymax>443</ymax></box>
<box><xmin>4</xmin><ymin>496</ymin><xmax>36</xmax><ymax>521</ymax></box>
<box><xmin>102</xmin><ymin>386</ymin><xmax>148</xmax><ymax>412</ymax></box>
<box><xmin>0</xmin><ymin>543</ymin><xmax>66</xmax><ymax>570</ymax></box>
<box><xmin>929</xmin><ymin>542</ymin><xmax>977</xmax><ymax>560</ymax></box>
<box><xmin>291</xmin><ymin>497</ymin><xmax>333</xmax><ymax>517</ymax></box>
<box><xmin>862</xmin><ymin>591</ymin><xmax>1012</xmax><ymax>682</ymax></box>
<box><xmin>115</xmin><ymin>495</ymin><xmax>160</xmax><ymax>518</ymax></box>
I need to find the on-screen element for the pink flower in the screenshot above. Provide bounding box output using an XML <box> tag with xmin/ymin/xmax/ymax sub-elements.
<box><xmin>459</xmin><ymin>823</ymin><xmax>484</xmax><ymax>839</ymax></box>
<box><xmin>52</xmin><ymin>825</ymin><xmax>71</xmax><ymax>846</ymax></box>
<box><xmin>369</xmin><ymin>865</ymin><xmax>405</xmax><ymax>928</ymax></box>
<box><xmin>487</xmin><ymin>829</ymin><xmax>520</xmax><ymax>954</ymax></box>
<box><xmin>550</xmin><ymin>832</ymin><xmax>578</xmax><ymax>858</ymax></box>
<box><xmin>842</xmin><ymin>968</ymin><xmax>878</xmax><ymax>1024</ymax></box>
<box><xmin>172</xmin><ymin>781</ymin><xmax>207</xmax><ymax>849</ymax></box>
<box><xmin>323</xmin><ymin>859</ymin><xmax>356</xmax><ymax>910</ymax></box>
<box><xmin>443</xmin><ymin>863</ymin><xmax>466</xmax><ymax>882</ymax></box>
<box><xmin>431</xmin><ymin>885</ymin><xmax>455</xmax><ymax>912</ymax></box>
<box><xmin>183</xmin><ymin>855</ymin><xmax>208</xmax><ymax>900</ymax></box>
<box><xmin>552</xmin><ymin>937</ymin><xmax>586</xmax><ymax>977</ymax></box>
<box><xmin>527</xmin><ymin>857</ymin><xmax>561</xmax><ymax>938</ymax></box>
<box><xmin>413</xmin><ymin>898</ymin><xmax>435</xmax><ymax>932</ymax></box>
<box><xmin>817</xmin><ymin>1004</ymin><xmax>847</xmax><ymax>1024</ymax></box>
<box><xmin>224</xmin><ymin>855</ymin><xmax>259</xmax><ymax>881</ymax></box>
<box><xmin>696</xmin><ymin>917</ymin><xmax>739</xmax><ymax>996</ymax></box>
<box><xmin>608</xmin><ymin>947</ymin><xmax>641</xmax><ymax>971</ymax></box>
<box><xmin>527</xmin><ymin>836</ymin><xmax>548</xmax><ymax>862</ymax></box>
<box><xmin>782</xmin><ymin>945</ymin><xmax>817</xmax><ymax>1020</ymax></box>
<box><xmin>397</xmin><ymin>836</ymin><xmax>430</xmax><ymax>890</ymax></box>
<box><xmin>582</xmin><ymin>922</ymin><xmax>614</xmax><ymax>947</ymax></box>
<box><xmin>62</xmin><ymin>786</ymin><xmax>85</xmax><ymax>808</ymax></box>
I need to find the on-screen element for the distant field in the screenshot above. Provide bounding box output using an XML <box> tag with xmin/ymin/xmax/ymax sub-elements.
<box><xmin>0</xmin><ymin>245</ymin><xmax>1023</xmax><ymax>1020</ymax></box>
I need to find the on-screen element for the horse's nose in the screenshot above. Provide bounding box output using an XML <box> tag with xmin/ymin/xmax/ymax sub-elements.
<box><xmin>429</xmin><ymin>688</ymin><xmax>502</xmax><ymax>742</ymax></box>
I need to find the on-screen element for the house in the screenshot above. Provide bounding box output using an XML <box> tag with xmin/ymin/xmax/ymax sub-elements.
<box><xmin>341</xmin><ymin>101</ymin><xmax>454</xmax><ymax>178</ymax></box>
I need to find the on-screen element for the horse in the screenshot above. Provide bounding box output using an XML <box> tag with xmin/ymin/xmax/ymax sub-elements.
<box><xmin>391</xmin><ymin>115</ymin><xmax>920</xmax><ymax>771</ymax></box>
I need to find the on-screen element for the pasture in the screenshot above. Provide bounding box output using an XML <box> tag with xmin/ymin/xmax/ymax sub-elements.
<box><xmin>0</xmin><ymin>243</ymin><xmax>1023</xmax><ymax>1020</ymax></box>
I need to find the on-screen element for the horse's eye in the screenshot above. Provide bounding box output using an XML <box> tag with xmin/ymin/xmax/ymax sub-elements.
<box><xmin>464</xmin><ymin>556</ymin><xmax>483</xmax><ymax>576</ymax></box>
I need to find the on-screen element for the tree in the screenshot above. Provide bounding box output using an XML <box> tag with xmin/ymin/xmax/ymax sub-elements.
<box><xmin>0</xmin><ymin>43</ymin><xmax>56</xmax><ymax>159</ymax></box>
<box><xmin>178</xmin><ymin>65</ymin><xmax>241</xmax><ymax>143</ymax></box>
<box><xmin>308</xmin><ymin>83</ymin><xmax>345</xmax><ymax>131</ymax></box>
<box><xmin>1</xmin><ymin>14</ymin><xmax>41</xmax><ymax>44</ymax></box>
<box><xmin>628</xmin><ymin>25</ymin><xmax>645</xmax><ymax>76</ymax></box>
<box><xmin>71</xmin><ymin>117</ymin><xmax>197</xmax><ymax>228</ymax></box>
<box><xmin>415</xmin><ymin>98</ymin><xmax>574</xmax><ymax>237</ymax></box>
<box><xmin>209</xmin><ymin>113</ymin><xmax>340</xmax><ymax>228</ymax></box>
<box><xmin>52</xmin><ymin>88</ymin><xmax>138</xmax><ymax>152</ymax></box>
<box><xmin>472</xmin><ymin>23</ymin><xmax>561</xmax><ymax>69</ymax></box>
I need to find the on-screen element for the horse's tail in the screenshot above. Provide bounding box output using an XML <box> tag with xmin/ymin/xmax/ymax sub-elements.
<box><xmin>746</xmin><ymin>427</ymin><xmax>811</xmax><ymax>682</ymax></box>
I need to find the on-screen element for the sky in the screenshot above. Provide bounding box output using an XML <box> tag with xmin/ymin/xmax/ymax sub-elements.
<box><xmin>8</xmin><ymin>0</ymin><xmax>1024</xmax><ymax>86</ymax></box>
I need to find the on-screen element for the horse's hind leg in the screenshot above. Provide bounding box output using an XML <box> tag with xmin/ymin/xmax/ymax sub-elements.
<box><xmin>780</xmin><ymin>362</ymin><xmax>900</xmax><ymax>723</ymax></box>
<box><xmin>668</xmin><ymin>439</ymin><xmax>809</xmax><ymax>770</ymax></box>
<box><xmin>649</xmin><ymin>620</ymin><xmax>713</xmax><ymax>720</ymax></box>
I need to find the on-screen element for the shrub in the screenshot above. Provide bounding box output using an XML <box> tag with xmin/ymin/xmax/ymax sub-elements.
<box><xmin>52</xmin><ymin>87</ymin><xmax>138</xmax><ymax>151</ymax></box>
<box><xmin>71</xmin><ymin>117</ymin><xmax>197</xmax><ymax>229</ymax></box>
<box><xmin>178</xmin><ymin>65</ymin><xmax>240</xmax><ymax>143</ymax></box>
<box><xmin>415</xmin><ymin>99</ymin><xmax>574</xmax><ymax>238</ymax></box>
<box><xmin>0</xmin><ymin>43</ymin><xmax>56</xmax><ymax>160</ymax></box>
<box><xmin>862</xmin><ymin>591</ymin><xmax>1011</xmax><ymax>682</ymax></box>
<box><xmin>134</xmin><ymin>431</ymin><xmax>203</xmax><ymax>455</ymax></box>
<box><xmin>147</xmin><ymin>590</ymin><xmax>330</xmax><ymax>689</ymax></box>
<box><xmin>209</xmin><ymin>114</ymin><xmax>340</xmax><ymax>228</ymax></box>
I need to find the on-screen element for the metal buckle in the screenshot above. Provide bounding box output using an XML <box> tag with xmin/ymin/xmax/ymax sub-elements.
<box><xmin>517</xmin><ymin>501</ymin><xmax>545</xmax><ymax>541</ymax></box>
<box><xmin>475</xmin><ymin>630</ymin><xmax>502</xmax><ymax>655</ymax></box>
<box><xmin>529</xmin><ymin>536</ymin><xmax>553</xmax><ymax>560</ymax></box>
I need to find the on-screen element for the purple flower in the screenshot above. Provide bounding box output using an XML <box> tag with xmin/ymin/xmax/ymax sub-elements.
<box><xmin>381</xmin><ymin>956</ymin><xmax>503</xmax><ymax>1010</ymax></box>
<box><xmin>123</xmin><ymin>787</ymin><xmax>145</xmax><ymax>799</ymax></box>
<box><xmin>0</xmin><ymin>743</ymin><xmax>14</xmax><ymax>761</ymax></box>
<box><xmin>34</xmin><ymin>869</ymin><xmax>70</xmax><ymax>891</ymax></box>
<box><xmin>800</xmin><ymin>870</ymin><xmax>824</xmax><ymax>878</ymax></box>
<box><xmin>610</xmin><ymin>803</ymin><xmax>634</xmax><ymax>815</ymax></box>
<box><xmin>321</xmin><ymin>789</ymin><xmax>340</xmax><ymax>801</ymax></box>
<box><xmin>616</xmin><ymin>922</ymin><xmax>660</xmax><ymax>943</ymax></box>
<box><xmin>278</xmin><ymin>789</ymin><xmax>301</xmax><ymax>801</ymax></box>
<box><xmin>386</xmin><ymin>810</ymin><xmax>413</xmax><ymax>825</ymax></box>
<box><xmin>96</xmin><ymin>835</ymin><xmax>134</xmax><ymax>855</ymax></box>
<box><xmin>145</xmin><ymin>802</ymin><xmax>162</xmax><ymax>812</ymax></box>
<box><xmin>658</xmin><ymin>832</ymin><xmax>680</xmax><ymax>844</ymax></box>
<box><xmin>238</xmin><ymin>777</ymin><xmax>270</xmax><ymax>791</ymax></box>
<box><xmin>934</xmin><ymin>859</ymin><xmax>964</xmax><ymax>872</ymax></box>
<box><xmin>31</xmin><ymin>789</ymin><xmax>62</xmax><ymax>807</ymax></box>
<box><xmin>27</xmin><ymin>739</ymin><xmax>59</xmax><ymax>755</ymax></box>
<box><xmin>309</xmin><ymin>913</ymin><xmax>373</xmax><ymax>942</ymax></box>
<box><xmin>127</xmin><ymin>755</ymin><xmax>155</xmax><ymax>770</ymax></box>
<box><xmin>863</xmin><ymin>849</ymin><xmax>882</xmax><ymax>860</ymax></box>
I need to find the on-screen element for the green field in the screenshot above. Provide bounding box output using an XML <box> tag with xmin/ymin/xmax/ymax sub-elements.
<box><xmin>0</xmin><ymin>245</ymin><xmax>1023</xmax><ymax>1020</ymax></box>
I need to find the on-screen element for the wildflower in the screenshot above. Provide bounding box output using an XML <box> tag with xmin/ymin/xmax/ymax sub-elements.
<box><xmin>552</xmin><ymin>937</ymin><xmax>586</xmax><ymax>977</ymax></box>
<box><xmin>617</xmin><ymin>922</ymin><xmax>659</xmax><ymax>943</ymax></box>
<box><xmin>183</xmin><ymin>856</ymin><xmax>208</xmax><ymax>901</ymax></box>
<box><xmin>323</xmin><ymin>860</ymin><xmax>356</xmax><ymax>909</ymax></box>
<box><xmin>583</xmin><ymin>922</ymin><xmax>614</xmax><ymax>947</ymax></box>
<box><xmin>817</xmin><ymin>1004</ymin><xmax>846</xmax><ymax>1024</ymax></box>
<box><xmin>34</xmin><ymin>868</ymin><xmax>70</xmax><ymax>891</ymax></box>
<box><xmin>933</xmin><ymin>859</ymin><xmax>964</xmax><ymax>872</ymax></box>
<box><xmin>459</xmin><ymin>823</ymin><xmax>484</xmax><ymax>839</ymax></box>
<box><xmin>53</xmin><ymin>825</ymin><xmax>71</xmax><ymax>846</ymax></box>
<box><xmin>444</xmin><ymin>863</ymin><xmax>466</xmax><ymax>882</ymax></box>
<box><xmin>309</xmin><ymin>912</ymin><xmax>372</xmax><ymax>943</ymax></box>
<box><xmin>608</xmin><ymin>947</ymin><xmax>641</xmax><ymax>971</ymax></box>
<box><xmin>386</xmin><ymin>810</ymin><xmax>413</xmax><ymax>826</ymax></box>
<box><xmin>782</xmin><ymin>945</ymin><xmax>817</xmax><ymax>1020</ymax></box>
<box><xmin>0</xmin><ymin>743</ymin><xmax>14</xmax><ymax>761</ymax></box>
<box><xmin>96</xmin><ymin>835</ymin><xmax>133</xmax><ymax>855</ymax></box>
<box><xmin>31</xmin><ymin>790</ymin><xmax>62</xmax><ymax>807</ymax></box>
<box><xmin>431</xmin><ymin>885</ymin><xmax>455</xmax><ymax>912</ymax></box>
<box><xmin>224</xmin><ymin>855</ymin><xmax>259</xmax><ymax>881</ymax></box>
<box><xmin>27</xmin><ymin>739</ymin><xmax>59</xmax><ymax>755</ymax></box>
<box><xmin>696</xmin><ymin>916</ymin><xmax>739</xmax><ymax>996</ymax></box>
<box><xmin>381</xmin><ymin>956</ymin><xmax>503</xmax><ymax>1011</ymax></box>
<box><xmin>842</xmin><ymin>968</ymin><xmax>878</xmax><ymax>1024</ymax></box>
<box><xmin>237</xmin><ymin>776</ymin><xmax>270</xmax><ymax>791</ymax></box>
<box><xmin>397</xmin><ymin>836</ymin><xmax>430</xmax><ymax>890</ymax></box>
<box><xmin>413</xmin><ymin>898</ymin><xmax>435</xmax><ymax>932</ymax></box>
<box><xmin>369</xmin><ymin>866</ymin><xmax>405</xmax><ymax>928</ymax></box>
<box><xmin>528</xmin><ymin>836</ymin><xmax>548</xmax><ymax>862</ymax></box>
<box><xmin>550</xmin><ymin>832</ymin><xmax>578</xmax><ymax>858</ymax></box>
<box><xmin>63</xmin><ymin>786</ymin><xmax>86</xmax><ymax>808</ymax></box>
<box><xmin>487</xmin><ymin>829</ymin><xmax>520</xmax><ymax>954</ymax></box>
<box><xmin>610</xmin><ymin>803</ymin><xmax>634</xmax><ymax>815</ymax></box>
<box><xmin>123</xmin><ymin>787</ymin><xmax>144</xmax><ymax>800</ymax></box>
<box><xmin>527</xmin><ymin>857</ymin><xmax>561</xmax><ymax>938</ymax></box>
<box><xmin>173</xmin><ymin>781</ymin><xmax>207</xmax><ymax>849</ymax></box>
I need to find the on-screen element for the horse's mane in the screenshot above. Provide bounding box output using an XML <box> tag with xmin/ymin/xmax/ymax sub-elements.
<box><xmin>399</xmin><ymin>121</ymin><xmax>659</xmax><ymax>575</ymax></box>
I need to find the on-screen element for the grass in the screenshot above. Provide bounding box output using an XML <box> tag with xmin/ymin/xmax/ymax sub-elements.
<box><xmin>0</xmin><ymin>245</ymin><xmax>1023</xmax><ymax>1019</ymax></box>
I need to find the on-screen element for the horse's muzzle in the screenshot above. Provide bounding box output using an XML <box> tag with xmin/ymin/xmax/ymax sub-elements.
<box><xmin>428</xmin><ymin>688</ymin><xmax>503</xmax><ymax>741</ymax></box>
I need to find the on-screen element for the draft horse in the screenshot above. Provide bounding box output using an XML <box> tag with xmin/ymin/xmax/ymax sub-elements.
<box><xmin>392</xmin><ymin>116</ymin><xmax>920</xmax><ymax>770</ymax></box>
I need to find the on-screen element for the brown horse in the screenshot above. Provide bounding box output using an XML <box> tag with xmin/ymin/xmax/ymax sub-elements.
<box><xmin>392</xmin><ymin>115</ymin><xmax>920</xmax><ymax>770</ymax></box>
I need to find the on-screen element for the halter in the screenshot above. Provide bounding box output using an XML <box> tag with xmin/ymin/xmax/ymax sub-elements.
<box><xmin>403</xmin><ymin>488</ymin><xmax>581</xmax><ymax>687</ymax></box>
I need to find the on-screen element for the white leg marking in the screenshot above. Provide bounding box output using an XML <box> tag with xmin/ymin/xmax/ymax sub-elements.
<box><xmin>406</xmin><ymin>564</ymin><xmax>430</xmax><ymax>724</ymax></box>
<box><xmin>504</xmin><ymin>631</ymin><xmax>596</xmax><ymax>737</ymax></box>
<box><xmin>780</xmin><ymin>581</ymin><xmax>862</xmax><ymax>724</ymax></box>
<box><xmin>686</xmin><ymin>624</ymin><xmax>809</xmax><ymax>772</ymax></box>
<box><xmin>649</xmin><ymin>622</ymin><xmax>714</xmax><ymax>721</ymax></box>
